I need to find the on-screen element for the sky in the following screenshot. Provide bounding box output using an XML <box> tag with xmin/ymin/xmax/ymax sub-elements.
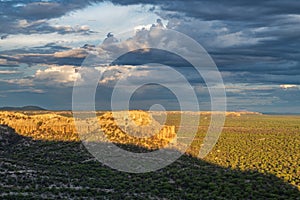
<box><xmin>0</xmin><ymin>0</ymin><xmax>299</xmax><ymax>113</ymax></box>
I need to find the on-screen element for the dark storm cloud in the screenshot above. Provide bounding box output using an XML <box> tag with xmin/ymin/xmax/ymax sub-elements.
<box><xmin>1</xmin><ymin>0</ymin><xmax>299</xmax><ymax>37</ymax></box>
<box><xmin>0</xmin><ymin>0</ymin><xmax>93</xmax><ymax>21</ymax></box>
<box><xmin>3</xmin><ymin>0</ymin><xmax>298</xmax><ymax>23</ymax></box>
<box><xmin>155</xmin><ymin>1</ymin><xmax>300</xmax><ymax>81</ymax></box>
<box><xmin>108</xmin><ymin>0</ymin><xmax>300</xmax><ymax>20</ymax></box>
<box><xmin>0</xmin><ymin>43</ymin><xmax>91</xmax><ymax>67</ymax></box>
<box><xmin>105</xmin><ymin>0</ymin><xmax>300</xmax><ymax>86</ymax></box>
<box><xmin>0</xmin><ymin>52</ymin><xmax>85</xmax><ymax>67</ymax></box>
<box><xmin>0</xmin><ymin>0</ymin><xmax>99</xmax><ymax>35</ymax></box>
<box><xmin>112</xmin><ymin>49</ymin><xmax>206</xmax><ymax>85</ymax></box>
<box><xmin>0</xmin><ymin>18</ymin><xmax>94</xmax><ymax>36</ymax></box>
<box><xmin>0</xmin><ymin>43</ymin><xmax>71</xmax><ymax>55</ymax></box>
<box><xmin>223</xmin><ymin>71</ymin><xmax>300</xmax><ymax>85</ymax></box>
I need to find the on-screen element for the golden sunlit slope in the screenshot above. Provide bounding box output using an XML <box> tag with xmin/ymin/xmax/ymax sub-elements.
<box><xmin>0</xmin><ymin>111</ymin><xmax>176</xmax><ymax>149</ymax></box>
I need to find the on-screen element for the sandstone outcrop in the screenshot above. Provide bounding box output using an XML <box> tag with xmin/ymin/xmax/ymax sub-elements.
<box><xmin>0</xmin><ymin>112</ymin><xmax>78</xmax><ymax>141</ymax></box>
<box><xmin>97</xmin><ymin>111</ymin><xmax>177</xmax><ymax>149</ymax></box>
<box><xmin>0</xmin><ymin>111</ymin><xmax>177</xmax><ymax>150</ymax></box>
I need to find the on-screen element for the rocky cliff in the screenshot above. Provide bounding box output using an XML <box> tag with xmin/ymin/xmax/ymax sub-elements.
<box><xmin>0</xmin><ymin>111</ymin><xmax>176</xmax><ymax>150</ymax></box>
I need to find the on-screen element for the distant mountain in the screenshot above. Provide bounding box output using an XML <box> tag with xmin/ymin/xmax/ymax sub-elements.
<box><xmin>0</xmin><ymin>106</ymin><xmax>47</xmax><ymax>111</ymax></box>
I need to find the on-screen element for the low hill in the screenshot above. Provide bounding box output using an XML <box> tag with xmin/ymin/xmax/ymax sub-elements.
<box><xmin>0</xmin><ymin>105</ymin><xmax>46</xmax><ymax>111</ymax></box>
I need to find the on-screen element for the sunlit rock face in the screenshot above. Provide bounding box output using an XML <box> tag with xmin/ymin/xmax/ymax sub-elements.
<box><xmin>0</xmin><ymin>112</ymin><xmax>78</xmax><ymax>141</ymax></box>
<box><xmin>0</xmin><ymin>111</ymin><xmax>177</xmax><ymax>150</ymax></box>
<box><xmin>98</xmin><ymin>111</ymin><xmax>177</xmax><ymax>149</ymax></box>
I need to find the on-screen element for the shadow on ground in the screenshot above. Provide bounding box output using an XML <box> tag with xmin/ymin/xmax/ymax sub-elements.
<box><xmin>0</xmin><ymin>125</ymin><xmax>299</xmax><ymax>199</ymax></box>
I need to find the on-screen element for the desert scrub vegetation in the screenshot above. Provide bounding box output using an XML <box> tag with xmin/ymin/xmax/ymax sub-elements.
<box><xmin>0</xmin><ymin>112</ymin><xmax>299</xmax><ymax>199</ymax></box>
